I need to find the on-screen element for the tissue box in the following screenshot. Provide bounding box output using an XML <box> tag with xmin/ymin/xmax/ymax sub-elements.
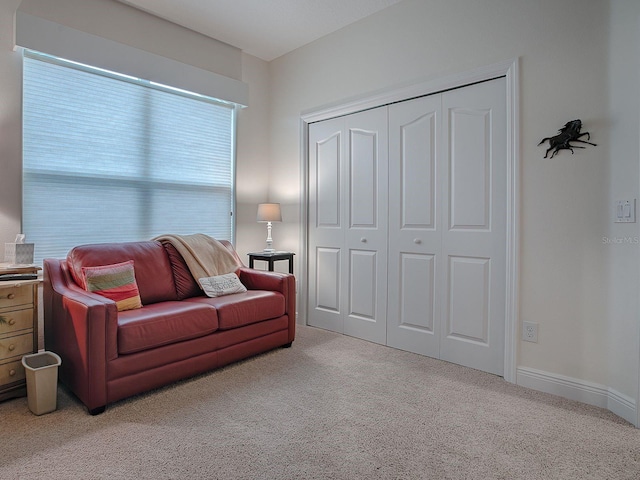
<box><xmin>5</xmin><ymin>243</ymin><xmax>35</xmax><ymax>264</ymax></box>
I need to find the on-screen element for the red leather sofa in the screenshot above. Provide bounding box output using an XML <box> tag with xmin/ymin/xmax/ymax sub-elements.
<box><xmin>43</xmin><ymin>240</ymin><xmax>295</xmax><ymax>414</ymax></box>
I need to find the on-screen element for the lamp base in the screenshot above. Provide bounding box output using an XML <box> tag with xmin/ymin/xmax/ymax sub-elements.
<box><xmin>264</xmin><ymin>222</ymin><xmax>275</xmax><ymax>253</ymax></box>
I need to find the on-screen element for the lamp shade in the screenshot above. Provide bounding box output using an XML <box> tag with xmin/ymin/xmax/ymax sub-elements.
<box><xmin>257</xmin><ymin>203</ymin><xmax>282</xmax><ymax>222</ymax></box>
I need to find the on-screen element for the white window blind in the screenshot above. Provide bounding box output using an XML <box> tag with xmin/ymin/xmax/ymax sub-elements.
<box><xmin>22</xmin><ymin>51</ymin><xmax>236</xmax><ymax>264</ymax></box>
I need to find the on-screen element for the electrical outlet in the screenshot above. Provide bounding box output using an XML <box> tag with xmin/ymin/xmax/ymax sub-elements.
<box><xmin>522</xmin><ymin>321</ymin><xmax>538</xmax><ymax>343</ymax></box>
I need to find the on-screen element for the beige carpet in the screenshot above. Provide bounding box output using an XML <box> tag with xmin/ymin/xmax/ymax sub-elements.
<box><xmin>1</xmin><ymin>325</ymin><xmax>639</xmax><ymax>479</ymax></box>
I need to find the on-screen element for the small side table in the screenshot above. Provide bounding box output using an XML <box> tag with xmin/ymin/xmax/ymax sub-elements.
<box><xmin>248</xmin><ymin>251</ymin><xmax>295</xmax><ymax>274</ymax></box>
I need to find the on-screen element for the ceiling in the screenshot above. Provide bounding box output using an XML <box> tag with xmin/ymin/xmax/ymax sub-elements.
<box><xmin>116</xmin><ymin>0</ymin><xmax>404</xmax><ymax>62</ymax></box>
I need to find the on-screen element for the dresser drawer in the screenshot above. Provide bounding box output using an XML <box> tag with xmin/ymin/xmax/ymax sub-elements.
<box><xmin>0</xmin><ymin>333</ymin><xmax>33</xmax><ymax>361</ymax></box>
<box><xmin>0</xmin><ymin>359</ymin><xmax>25</xmax><ymax>385</ymax></box>
<box><xmin>0</xmin><ymin>308</ymin><xmax>33</xmax><ymax>335</ymax></box>
<box><xmin>0</xmin><ymin>285</ymin><xmax>33</xmax><ymax>309</ymax></box>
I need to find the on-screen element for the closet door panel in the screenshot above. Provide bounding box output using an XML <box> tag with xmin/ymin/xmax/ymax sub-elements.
<box><xmin>349</xmin><ymin>249</ymin><xmax>378</xmax><ymax>319</ymax></box>
<box><xmin>440</xmin><ymin>78</ymin><xmax>507</xmax><ymax>376</ymax></box>
<box><xmin>399</xmin><ymin>253</ymin><xmax>436</xmax><ymax>332</ymax></box>
<box><xmin>316</xmin><ymin>132</ymin><xmax>342</xmax><ymax>228</ymax></box>
<box><xmin>390</xmin><ymin>252</ymin><xmax>437</xmax><ymax>355</ymax></box>
<box><xmin>387</xmin><ymin>95</ymin><xmax>441</xmax><ymax>356</ymax></box>
<box><xmin>449</xmin><ymin>109</ymin><xmax>491</xmax><ymax>230</ymax></box>
<box><xmin>343</xmin><ymin>107</ymin><xmax>388</xmax><ymax>345</ymax></box>
<box><xmin>350</xmin><ymin>129</ymin><xmax>377</xmax><ymax>227</ymax></box>
<box><xmin>308</xmin><ymin>117</ymin><xmax>346</xmax><ymax>333</ymax></box>
<box><xmin>447</xmin><ymin>255</ymin><xmax>490</xmax><ymax>344</ymax></box>
<box><xmin>401</xmin><ymin>111</ymin><xmax>437</xmax><ymax>229</ymax></box>
<box><xmin>315</xmin><ymin>247</ymin><xmax>341</xmax><ymax>311</ymax></box>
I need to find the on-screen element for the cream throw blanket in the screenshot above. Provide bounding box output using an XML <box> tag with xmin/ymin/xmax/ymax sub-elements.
<box><xmin>153</xmin><ymin>234</ymin><xmax>238</xmax><ymax>283</ymax></box>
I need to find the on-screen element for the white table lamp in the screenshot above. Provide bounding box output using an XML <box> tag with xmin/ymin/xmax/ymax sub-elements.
<box><xmin>257</xmin><ymin>203</ymin><xmax>282</xmax><ymax>252</ymax></box>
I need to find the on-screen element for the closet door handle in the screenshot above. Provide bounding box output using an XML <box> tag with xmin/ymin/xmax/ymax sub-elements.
<box><xmin>413</xmin><ymin>238</ymin><xmax>422</xmax><ymax>244</ymax></box>
<box><xmin>360</xmin><ymin>237</ymin><xmax>367</xmax><ymax>243</ymax></box>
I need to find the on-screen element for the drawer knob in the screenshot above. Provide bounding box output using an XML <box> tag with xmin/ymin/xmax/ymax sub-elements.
<box><xmin>8</xmin><ymin>318</ymin><xmax>15</xmax><ymax>326</ymax></box>
<box><xmin>9</xmin><ymin>369</ymin><xmax>16</xmax><ymax>376</ymax></box>
<box><xmin>413</xmin><ymin>238</ymin><xmax>422</xmax><ymax>244</ymax></box>
<box><xmin>1</xmin><ymin>293</ymin><xmax>16</xmax><ymax>300</ymax></box>
<box><xmin>8</xmin><ymin>344</ymin><xmax>15</xmax><ymax>352</ymax></box>
<box><xmin>360</xmin><ymin>237</ymin><xmax>367</xmax><ymax>243</ymax></box>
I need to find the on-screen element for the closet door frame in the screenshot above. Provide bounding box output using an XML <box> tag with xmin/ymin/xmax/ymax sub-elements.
<box><xmin>300</xmin><ymin>58</ymin><xmax>520</xmax><ymax>383</ymax></box>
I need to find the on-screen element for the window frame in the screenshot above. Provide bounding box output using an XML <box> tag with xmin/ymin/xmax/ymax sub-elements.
<box><xmin>21</xmin><ymin>50</ymin><xmax>238</xmax><ymax>264</ymax></box>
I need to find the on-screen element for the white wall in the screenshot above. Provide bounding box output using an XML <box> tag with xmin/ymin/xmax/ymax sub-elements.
<box><xmin>0</xmin><ymin>0</ymin><xmax>25</xmax><ymax>256</ymax></box>
<box><xmin>235</xmin><ymin>52</ymin><xmax>272</xmax><ymax>263</ymax></box>
<box><xmin>16</xmin><ymin>0</ymin><xmax>242</xmax><ymax>80</ymax></box>
<box><xmin>267</xmin><ymin>0</ymin><xmax>640</xmax><ymax>407</ymax></box>
<box><xmin>606</xmin><ymin>0</ymin><xmax>640</xmax><ymax>406</ymax></box>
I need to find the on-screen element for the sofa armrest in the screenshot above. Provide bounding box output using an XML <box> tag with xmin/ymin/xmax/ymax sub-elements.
<box><xmin>237</xmin><ymin>267</ymin><xmax>296</xmax><ymax>343</ymax></box>
<box><xmin>44</xmin><ymin>259</ymin><xmax>118</xmax><ymax>412</ymax></box>
<box><xmin>237</xmin><ymin>267</ymin><xmax>291</xmax><ymax>293</ymax></box>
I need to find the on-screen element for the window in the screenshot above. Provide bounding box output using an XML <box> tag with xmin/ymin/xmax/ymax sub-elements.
<box><xmin>22</xmin><ymin>51</ymin><xmax>236</xmax><ymax>264</ymax></box>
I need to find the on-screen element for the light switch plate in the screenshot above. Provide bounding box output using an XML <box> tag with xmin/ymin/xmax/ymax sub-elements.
<box><xmin>614</xmin><ymin>199</ymin><xmax>636</xmax><ymax>223</ymax></box>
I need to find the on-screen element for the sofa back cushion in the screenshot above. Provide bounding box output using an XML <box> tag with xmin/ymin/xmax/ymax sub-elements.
<box><xmin>160</xmin><ymin>239</ymin><xmax>243</xmax><ymax>300</ymax></box>
<box><xmin>162</xmin><ymin>242</ymin><xmax>202</xmax><ymax>300</ymax></box>
<box><xmin>67</xmin><ymin>241</ymin><xmax>178</xmax><ymax>305</ymax></box>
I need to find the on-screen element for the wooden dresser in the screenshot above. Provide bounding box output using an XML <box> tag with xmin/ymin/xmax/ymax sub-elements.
<box><xmin>0</xmin><ymin>265</ymin><xmax>40</xmax><ymax>402</ymax></box>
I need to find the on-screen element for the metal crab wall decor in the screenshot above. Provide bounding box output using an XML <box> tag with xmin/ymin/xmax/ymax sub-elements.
<box><xmin>538</xmin><ymin>119</ymin><xmax>597</xmax><ymax>158</ymax></box>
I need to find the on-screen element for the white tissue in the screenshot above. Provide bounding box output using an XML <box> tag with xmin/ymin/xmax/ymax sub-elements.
<box><xmin>15</xmin><ymin>234</ymin><xmax>25</xmax><ymax>244</ymax></box>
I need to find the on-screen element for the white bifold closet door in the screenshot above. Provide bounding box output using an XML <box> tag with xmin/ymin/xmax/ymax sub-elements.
<box><xmin>308</xmin><ymin>78</ymin><xmax>506</xmax><ymax>376</ymax></box>
<box><xmin>308</xmin><ymin>106</ymin><xmax>388</xmax><ymax>345</ymax></box>
<box><xmin>387</xmin><ymin>78</ymin><xmax>507</xmax><ymax>376</ymax></box>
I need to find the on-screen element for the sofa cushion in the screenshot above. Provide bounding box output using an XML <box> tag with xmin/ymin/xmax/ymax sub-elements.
<box><xmin>185</xmin><ymin>291</ymin><xmax>285</xmax><ymax>330</ymax></box>
<box><xmin>117</xmin><ymin>301</ymin><xmax>218</xmax><ymax>354</ymax></box>
<box><xmin>83</xmin><ymin>260</ymin><xmax>142</xmax><ymax>311</ymax></box>
<box><xmin>68</xmin><ymin>241</ymin><xmax>178</xmax><ymax>305</ymax></box>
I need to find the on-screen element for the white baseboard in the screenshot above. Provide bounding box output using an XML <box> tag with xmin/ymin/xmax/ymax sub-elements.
<box><xmin>517</xmin><ymin>366</ymin><xmax>637</xmax><ymax>427</ymax></box>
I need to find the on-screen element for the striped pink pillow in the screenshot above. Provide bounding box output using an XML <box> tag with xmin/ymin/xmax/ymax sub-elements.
<box><xmin>82</xmin><ymin>260</ymin><xmax>142</xmax><ymax>311</ymax></box>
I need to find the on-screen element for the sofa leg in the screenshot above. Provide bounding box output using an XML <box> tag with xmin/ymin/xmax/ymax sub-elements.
<box><xmin>89</xmin><ymin>406</ymin><xmax>106</xmax><ymax>415</ymax></box>
<box><xmin>282</xmin><ymin>342</ymin><xmax>293</xmax><ymax>348</ymax></box>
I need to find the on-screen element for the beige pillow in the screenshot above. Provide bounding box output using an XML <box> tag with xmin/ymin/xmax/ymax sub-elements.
<box><xmin>199</xmin><ymin>273</ymin><xmax>247</xmax><ymax>297</ymax></box>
